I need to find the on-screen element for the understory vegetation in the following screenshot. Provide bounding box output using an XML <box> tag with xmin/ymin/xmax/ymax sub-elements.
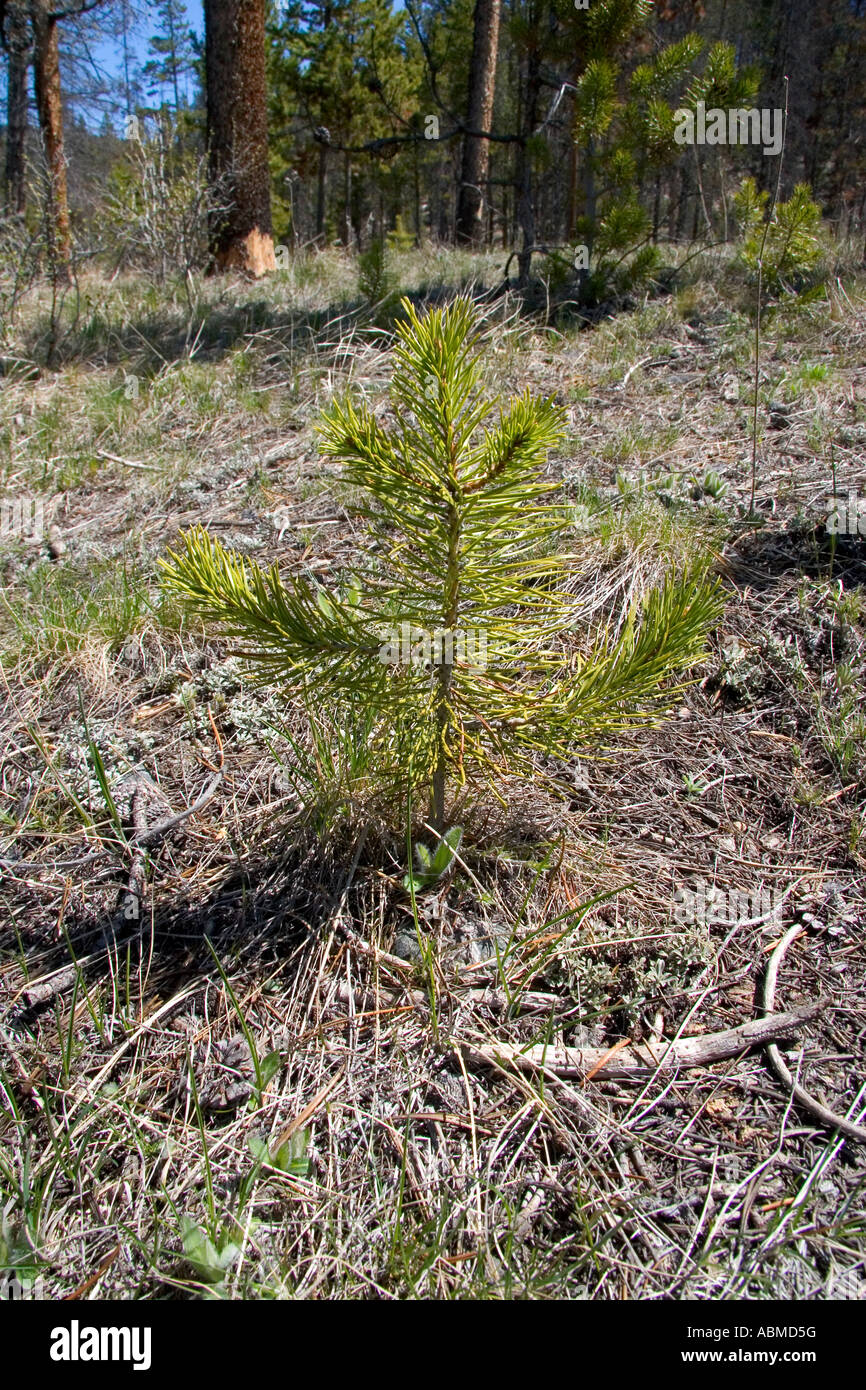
<box><xmin>0</xmin><ymin>244</ymin><xmax>865</xmax><ymax>1300</ymax></box>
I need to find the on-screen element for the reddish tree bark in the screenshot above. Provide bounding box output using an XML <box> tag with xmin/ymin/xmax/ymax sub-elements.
<box><xmin>204</xmin><ymin>0</ymin><xmax>276</xmax><ymax>276</ymax></box>
<box><xmin>30</xmin><ymin>0</ymin><xmax>71</xmax><ymax>275</ymax></box>
<box><xmin>455</xmin><ymin>0</ymin><xmax>501</xmax><ymax>246</ymax></box>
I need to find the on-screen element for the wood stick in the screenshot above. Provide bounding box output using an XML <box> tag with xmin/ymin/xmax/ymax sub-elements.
<box><xmin>762</xmin><ymin>926</ymin><xmax>866</xmax><ymax>1144</ymax></box>
<box><xmin>460</xmin><ymin>1002</ymin><xmax>824</xmax><ymax>1082</ymax></box>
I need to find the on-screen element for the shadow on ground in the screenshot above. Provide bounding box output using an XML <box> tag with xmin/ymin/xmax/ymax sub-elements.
<box><xmin>17</xmin><ymin>276</ymin><xmax>516</xmax><ymax>373</ymax></box>
<box><xmin>723</xmin><ymin>520</ymin><xmax>866</xmax><ymax>589</ymax></box>
<box><xmin>7</xmin><ymin>834</ymin><xmax>365</xmax><ymax>1036</ymax></box>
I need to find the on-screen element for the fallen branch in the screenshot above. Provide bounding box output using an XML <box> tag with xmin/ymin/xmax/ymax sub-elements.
<box><xmin>762</xmin><ymin>925</ymin><xmax>866</xmax><ymax>1145</ymax></box>
<box><xmin>459</xmin><ymin>1003</ymin><xmax>823</xmax><ymax>1082</ymax></box>
<box><xmin>131</xmin><ymin>771</ymin><xmax>223</xmax><ymax>846</ymax></box>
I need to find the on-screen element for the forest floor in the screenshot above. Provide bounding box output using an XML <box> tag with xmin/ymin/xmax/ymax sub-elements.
<box><xmin>0</xmin><ymin>244</ymin><xmax>865</xmax><ymax>1299</ymax></box>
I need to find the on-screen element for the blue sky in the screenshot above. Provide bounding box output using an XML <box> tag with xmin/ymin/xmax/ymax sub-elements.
<box><xmin>88</xmin><ymin>0</ymin><xmax>204</xmax><ymax>127</ymax></box>
<box><xmin>112</xmin><ymin>0</ymin><xmax>204</xmax><ymax>67</ymax></box>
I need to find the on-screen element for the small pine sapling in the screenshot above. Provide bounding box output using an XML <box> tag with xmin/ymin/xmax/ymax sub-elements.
<box><xmin>161</xmin><ymin>297</ymin><xmax>721</xmax><ymax>831</ymax></box>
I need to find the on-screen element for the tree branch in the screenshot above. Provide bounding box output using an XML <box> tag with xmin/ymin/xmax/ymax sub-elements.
<box><xmin>460</xmin><ymin>1003</ymin><xmax>824</xmax><ymax>1082</ymax></box>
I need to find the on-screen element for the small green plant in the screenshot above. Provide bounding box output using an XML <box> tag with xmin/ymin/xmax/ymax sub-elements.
<box><xmin>248</xmin><ymin>1129</ymin><xmax>311</xmax><ymax>1179</ymax></box>
<box><xmin>683</xmin><ymin>773</ymin><xmax>710</xmax><ymax>797</ymax></box>
<box><xmin>734</xmin><ymin>177</ymin><xmax>825</xmax><ymax>301</ymax></box>
<box><xmin>828</xmin><ymin>586</ymin><xmax>864</xmax><ymax>628</ymax></box>
<box><xmin>162</xmin><ymin>298</ymin><xmax>721</xmax><ymax>830</ymax></box>
<box><xmin>358</xmin><ymin>236</ymin><xmax>397</xmax><ymax>317</ymax></box>
<box><xmin>403</xmin><ymin>826</ymin><xmax>463</xmax><ymax>895</ymax></box>
<box><xmin>179</xmin><ymin>1216</ymin><xmax>241</xmax><ymax>1288</ymax></box>
<box><xmin>790</xmin><ymin>361</ymin><xmax>831</xmax><ymax>393</ymax></box>
<box><xmin>0</xmin><ymin>556</ymin><xmax>155</xmax><ymax>667</ymax></box>
<box><xmin>816</xmin><ymin>694</ymin><xmax>866</xmax><ymax>778</ymax></box>
<box><xmin>688</xmin><ymin>468</ymin><xmax>727</xmax><ymax>501</ymax></box>
<box><xmin>386</xmin><ymin>215</ymin><xmax>414</xmax><ymax>252</ymax></box>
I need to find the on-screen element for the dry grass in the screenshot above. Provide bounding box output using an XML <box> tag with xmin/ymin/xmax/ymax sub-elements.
<box><xmin>1</xmin><ymin>246</ymin><xmax>865</xmax><ymax>1300</ymax></box>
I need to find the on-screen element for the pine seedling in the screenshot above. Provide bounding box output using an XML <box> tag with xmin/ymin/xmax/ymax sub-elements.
<box><xmin>161</xmin><ymin>297</ymin><xmax>721</xmax><ymax>830</ymax></box>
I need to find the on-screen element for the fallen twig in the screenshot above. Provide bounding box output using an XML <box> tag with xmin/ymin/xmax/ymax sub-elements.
<box><xmin>762</xmin><ymin>925</ymin><xmax>866</xmax><ymax>1144</ymax></box>
<box><xmin>459</xmin><ymin>1003</ymin><xmax>823</xmax><ymax>1082</ymax></box>
<box><xmin>131</xmin><ymin>770</ymin><xmax>223</xmax><ymax>846</ymax></box>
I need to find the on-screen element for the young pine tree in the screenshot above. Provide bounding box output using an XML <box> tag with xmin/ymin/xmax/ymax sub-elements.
<box><xmin>733</xmin><ymin>178</ymin><xmax>824</xmax><ymax>301</ymax></box>
<box><xmin>161</xmin><ymin>299</ymin><xmax>721</xmax><ymax>831</ymax></box>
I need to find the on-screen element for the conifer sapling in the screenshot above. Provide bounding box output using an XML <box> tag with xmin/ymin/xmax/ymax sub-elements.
<box><xmin>161</xmin><ymin>297</ymin><xmax>721</xmax><ymax>831</ymax></box>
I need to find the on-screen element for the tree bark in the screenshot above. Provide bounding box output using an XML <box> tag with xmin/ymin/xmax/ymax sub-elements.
<box><xmin>514</xmin><ymin>48</ymin><xmax>541</xmax><ymax>287</ymax></box>
<box><xmin>4</xmin><ymin>2</ymin><xmax>30</xmax><ymax>214</ymax></box>
<box><xmin>455</xmin><ymin>0</ymin><xmax>501</xmax><ymax>245</ymax></box>
<box><xmin>343</xmin><ymin>151</ymin><xmax>353</xmax><ymax>248</ymax></box>
<box><xmin>30</xmin><ymin>0</ymin><xmax>71</xmax><ymax>278</ymax></box>
<box><xmin>315</xmin><ymin>143</ymin><xmax>327</xmax><ymax>243</ymax></box>
<box><xmin>204</xmin><ymin>0</ymin><xmax>275</xmax><ymax>276</ymax></box>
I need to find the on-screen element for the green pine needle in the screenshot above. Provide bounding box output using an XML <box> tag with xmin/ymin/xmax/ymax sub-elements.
<box><xmin>161</xmin><ymin>297</ymin><xmax>722</xmax><ymax>827</ymax></box>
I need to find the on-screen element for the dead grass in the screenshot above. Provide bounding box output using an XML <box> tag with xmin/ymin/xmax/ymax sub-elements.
<box><xmin>1</xmin><ymin>247</ymin><xmax>865</xmax><ymax>1300</ymax></box>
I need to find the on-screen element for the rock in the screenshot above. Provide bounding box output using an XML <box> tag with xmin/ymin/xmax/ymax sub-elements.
<box><xmin>392</xmin><ymin>930</ymin><xmax>424</xmax><ymax>962</ymax></box>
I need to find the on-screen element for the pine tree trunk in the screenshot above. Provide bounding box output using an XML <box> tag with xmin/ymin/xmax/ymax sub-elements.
<box><xmin>431</xmin><ymin>492</ymin><xmax>462</xmax><ymax>832</ymax></box>
<box><xmin>30</xmin><ymin>0</ymin><xmax>71</xmax><ymax>279</ymax></box>
<box><xmin>315</xmin><ymin>144</ymin><xmax>327</xmax><ymax>244</ymax></box>
<box><xmin>121</xmin><ymin>0</ymin><xmax>134</xmax><ymax>117</ymax></box>
<box><xmin>455</xmin><ymin>0</ymin><xmax>501</xmax><ymax>245</ymax></box>
<box><xmin>567</xmin><ymin>133</ymin><xmax>578</xmax><ymax>240</ymax></box>
<box><xmin>204</xmin><ymin>0</ymin><xmax>275</xmax><ymax>276</ymax></box>
<box><xmin>343</xmin><ymin>152</ymin><xmax>352</xmax><ymax>248</ymax></box>
<box><xmin>168</xmin><ymin>4</ymin><xmax>181</xmax><ymax>112</ymax></box>
<box><xmin>515</xmin><ymin>51</ymin><xmax>541</xmax><ymax>287</ymax></box>
<box><xmin>4</xmin><ymin>2</ymin><xmax>30</xmax><ymax>215</ymax></box>
<box><xmin>413</xmin><ymin>145</ymin><xmax>422</xmax><ymax>246</ymax></box>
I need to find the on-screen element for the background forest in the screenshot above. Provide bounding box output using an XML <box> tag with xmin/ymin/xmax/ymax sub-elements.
<box><xmin>1</xmin><ymin>1</ymin><xmax>865</xmax><ymax>299</ymax></box>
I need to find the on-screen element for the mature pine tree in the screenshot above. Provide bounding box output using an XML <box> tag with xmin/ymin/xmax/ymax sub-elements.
<box><xmin>204</xmin><ymin>0</ymin><xmax>276</xmax><ymax>275</ymax></box>
<box><xmin>142</xmin><ymin>0</ymin><xmax>195</xmax><ymax>111</ymax></box>
<box><xmin>1</xmin><ymin>0</ymin><xmax>31</xmax><ymax>213</ymax></box>
<box><xmin>269</xmin><ymin>0</ymin><xmax>417</xmax><ymax>247</ymax></box>
<box><xmin>455</xmin><ymin>0</ymin><xmax>501</xmax><ymax>244</ymax></box>
<box><xmin>30</xmin><ymin>0</ymin><xmax>72</xmax><ymax>275</ymax></box>
<box><xmin>11</xmin><ymin>1</ymin><xmax>115</xmax><ymax>272</ymax></box>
